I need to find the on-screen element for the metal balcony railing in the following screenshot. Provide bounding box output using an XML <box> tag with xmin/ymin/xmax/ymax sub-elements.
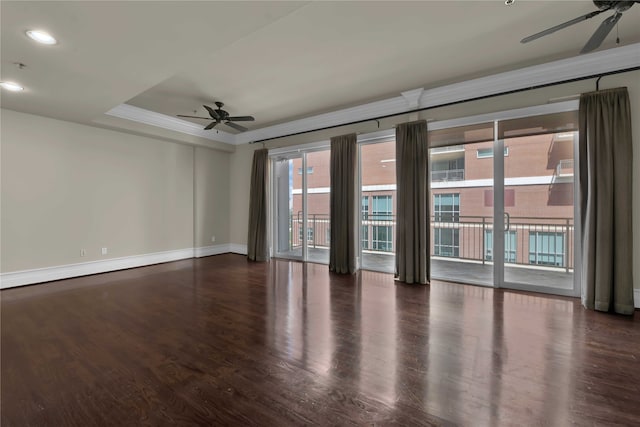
<box><xmin>289</xmin><ymin>214</ymin><xmax>574</xmax><ymax>271</ymax></box>
<box><xmin>431</xmin><ymin>169</ymin><xmax>465</xmax><ymax>182</ymax></box>
<box><xmin>550</xmin><ymin>159</ymin><xmax>574</xmax><ymax>187</ymax></box>
<box><xmin>556</xmin><ymin>159</ymin><xmax>574</xmax><ymax>176</ymax></box>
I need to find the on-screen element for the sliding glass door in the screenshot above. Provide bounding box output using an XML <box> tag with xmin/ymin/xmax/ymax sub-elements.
<box><xmin>273</xmin><ymin>154</ymin><xmax>303</xmax><ymax>260</ymax></box>
<box><xmin>360</xmin><ymin>139</ymin><xmax>396</xmax><ymax>273</ymax></box>
<box><xmin>496</xmin><ymin>112</ymin><xmax>578</xmax><ymax>295</ymax></box>
<box><xmin>272</xmin><ymin>149</ymin><xmax>331</xmax><ymax>264</ymax></box>
<box><xmin>429</xmin><ymin>104</ymin><xmax>580</xmax><ymax>296</ymax></box>
<box><xmin>429</xmin><ymin>123</ymin><xmax>495</xmax><ymax>287</ymax></box>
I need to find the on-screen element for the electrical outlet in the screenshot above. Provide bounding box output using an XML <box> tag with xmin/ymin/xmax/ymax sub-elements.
<box><xmin>101</xmin><ymin>247</ymin><xmax>108</xmax><ymax>255</ymax></box>
<box><xmin>80</xmin><ymin>249</ymin><xmax>86</xmax><ymax>257</ymax></box>
<box><xmin>211</xmin><ymin>235</ymin><xmax>216</xmax><ymax>242</ymax></box>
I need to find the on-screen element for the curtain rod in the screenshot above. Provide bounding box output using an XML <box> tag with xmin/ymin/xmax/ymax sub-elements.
<box><xmin>249</xmin><ymin>66</ymin><xmax>639</xmax><ymax>144</ymax></box>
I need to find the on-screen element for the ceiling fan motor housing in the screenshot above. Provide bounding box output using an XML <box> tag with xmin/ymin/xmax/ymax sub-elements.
<box><xmin>594</xmin><ymin>0</ymin><xmax>633</xmax><ymax>11</ymax></box>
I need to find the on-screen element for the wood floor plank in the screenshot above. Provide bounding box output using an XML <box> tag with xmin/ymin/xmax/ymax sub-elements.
<box><xmin>2</xmin><ymin>254</ymin><xmax>639</xmax><ymax>426</ymax></box>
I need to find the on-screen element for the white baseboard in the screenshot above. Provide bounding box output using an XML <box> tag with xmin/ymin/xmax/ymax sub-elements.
<box><xmin>0</xmin><ymin>248</ymin><xmax>195</xmax><ymax>289</ymax></box>
<box><xmin>635</xmin><ymin>289</ymin><xmax>640</xmax><ymax>309</ymax></box>
<box><xmin>229</xmin><ymin>244</ymin><xmax>248</xmax><ymax>255</ymax></box>
<box><xmin>1</xmin><ymin>244</ymin><xmax>249</xmax><ymax>289</ymax></box>
<box><xmin>194</xmin><ymin>244</ymin><xmax>232</xmax><ymax>258</ymax></box>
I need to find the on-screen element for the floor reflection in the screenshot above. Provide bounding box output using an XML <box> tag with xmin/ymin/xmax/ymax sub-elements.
<box><xmin>261</xmin><ymin>258</ymin><xmax>633</xmax><ymax>425</ymax></box>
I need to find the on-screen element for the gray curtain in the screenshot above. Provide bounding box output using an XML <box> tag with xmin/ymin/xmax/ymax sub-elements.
<box><xmin>395</xmin><ymin>120</ymin><xmax>430</xmax><ymax>285</ymax></box>
<box><xmin>329</xmin><ymin>133</ymin><xmax>357</xmax><ymax>274</ymax></box>
<box><xmin>579</xmin><ymin>87</ymin><xmax>634</xmax><ymax>314</ymax></box>
<box><xmin>247</xmin><ymin>148</ymin><xmax>269</xmax><ymax>262</ymax></box>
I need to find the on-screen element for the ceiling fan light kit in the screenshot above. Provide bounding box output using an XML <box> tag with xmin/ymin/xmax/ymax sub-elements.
<box><xmin>177</xmin><ymin>101</ymin><xmax>255</xmax><ymax>132</ymax></box>
<box><xmin>521</xmin><ymin>0</ymin><xmax>637</xmax><ymax>53</ymax></box>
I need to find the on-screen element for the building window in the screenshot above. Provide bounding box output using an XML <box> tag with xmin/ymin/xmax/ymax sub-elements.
<box><xmin>297</xmin><ymin>166</ymin><xmax>314</xmax><ymax>175</ymax></box>
<box><xmin>529</xmin><ymin>232</ymin><xmax>565</xmax><ymax>267</ymax></box>
<box><xmin>372</xmin><ymin>225</ymin><xmax>392</xmax><ymax>252</ymax></box>
<box><xmin>372</xmin><ymin>195</ymin><xmax>392</xmax><ymax>220</ymax></box>
<box><xmin>485</xmin><ymin>230</ymin><xmax>517</xmax><ymax>262</ymax></box>
<box><xmin>361</xmin><ymin>225</ymin><xmax>369</xmax><ymax>249</ymax></box>
<box><xmin>433</xmin><ymin>228</ymin><xmax>459</xmax><ymax>257</ymax></box>
<box><xmin>299</xmin><ymin>227</ymin><xmax>314</xmax><ymax>243</ymax></box>
<box><xmin>477</xmin><ymin>147</ymin><xmax>509</xmax><ymax>158</ymax></box>
<box><xmin>433</xmin><ymin>193</ymin><xmax>460</xmax><ymax>222</ymax></box>
<box><xmin>362</xmin><ymin>196</ymin><xmax>369</xmax><ymax>220</ymax></box>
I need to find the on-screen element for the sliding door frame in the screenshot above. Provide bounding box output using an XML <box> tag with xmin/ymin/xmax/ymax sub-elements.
<box><xmin>268</xmin><ymin>100</ymin><xmax>581</xmax><ymax>298</ymax></box>
<box><xmin>429</xmin><ymin>100</ymin><xmax>581</xmax><ymax>297</ymax></box>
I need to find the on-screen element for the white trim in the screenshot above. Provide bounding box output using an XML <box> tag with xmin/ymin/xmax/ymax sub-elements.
<box><xmin>106</xmin><ymin>44</ymin><xmax>639</xmax><ymax>146</ymax></box>
<box><xmin>194</xmin><ymin>244</ymin><xmax>232</xmax><ymax>258</ymax></box>
<box><xmin>0</xmin><ymin>245</ymin><xmax>250</xmax><ymax>289</ymax></box>
<box><xmin>236</xmin><ymin>44</ymin><xmax>637</xmax><ymax>144</ymax></box>
<box><xmin>269</xmin><ymin>140</ymin><xmax>330</xmax><ymax>156</ymax></box>
<box><xmin>431</xmin><ymin>175</ymin><xmax>554</xmax><ymax>189</ymax></box>
<box><xmin>428</xmin><ymin>100</ymin><xmax>579</xmax><ymax>131</ymax></box>
<box><xmin>229</xmin><ymin>244</ymin><xmax>248</xmax><ymax>255</ymax></box>
<box><xmin>362</xmin><ymin>184</ymin><xmax>396</xmax><ymax>192</ymax></box>
<box><xmin>293</xmin><ymin>183</ymin><xmax>398</xmax><ymax>195</ymax></box>
<box><xmin>0</xmin><ymin>248</ymin><xmax>195</xmax><ymax>289</ymax></box>
<box><xmin>293</xmin><ymin>177</ymin><xmax>554</xmax><ymax>194</ymax></box>
<box><xmin>105</xmin><ymin>104</ymin><xmax>236</xmax><ymax>145</ymax></box>
<box><xmin>635</xmin><ymin>289</ymin><xmax>640</xmax><ymax>309</ymax></box>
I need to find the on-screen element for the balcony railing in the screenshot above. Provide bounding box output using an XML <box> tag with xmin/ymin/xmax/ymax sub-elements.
<box><xmin>290</xmin><ymin>214</ymin><xmax>574</xmax><ymax>271</ymax></box>
<box><xmin>556</xmin><ymin>159</ymin><xmax>574</xmax><ymax>177</ymax></box>
<box><xmin>431</xmin><ymin>169</ymin><xmax>465</xmax><ymax>182</ymax></box>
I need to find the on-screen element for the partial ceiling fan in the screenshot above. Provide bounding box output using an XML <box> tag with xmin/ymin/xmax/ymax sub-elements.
<box><xmin>521</xmin><ymin>1</ymin><xmax>638</xmax><ymax>54</ymax></box>
<box><xmin>177</xmin><ymin>101</ymin><xmax>255</xmax><ymax>132</ymax></box>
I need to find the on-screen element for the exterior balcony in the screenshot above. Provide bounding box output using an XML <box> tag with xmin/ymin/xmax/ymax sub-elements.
<box><xmin>280</xmin><ymin>214</ymin><xmax>574</xmax><ymax>290</ymax></box>
<box><xmin>431</xmin><ymin>168</ymin><xmax>465</xmax><ymax>182</ymax></box>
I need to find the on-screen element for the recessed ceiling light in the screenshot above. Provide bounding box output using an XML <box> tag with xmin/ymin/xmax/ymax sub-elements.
<box><xmin>26</xmin><ymin>30</ymin><xmax>57</xmax><ymax>45</ymax></box>
<box><xmin>0</xmin><ymin>81</ymin><xmax>25</xmax><ymax>92</ymax></box>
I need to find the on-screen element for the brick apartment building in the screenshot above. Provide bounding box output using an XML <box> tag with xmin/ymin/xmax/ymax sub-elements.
<box><xmin>290</xmin><ymin>132</ymin><xmax>575</xmax><ymax>270</ymax></box>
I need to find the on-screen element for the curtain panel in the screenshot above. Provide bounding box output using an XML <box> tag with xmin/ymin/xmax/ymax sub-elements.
<box><xmin>247</xmin><ymin>148</ymin><xmax>269</xmax><ymax>262</ymax></box>
<box><xmin>579</xmin><ymin>87</ymin><xmax>634</xmax><ymax>314</ymax></box>
<box><xmin>395</xmin><ymin>120</ymin><xmax>430</xmax><ymax>285</ymax></box>
<box><xmin>329</xmin><ymin>133</ymin><xmax>357</xmax><ymax>274</ymax></box>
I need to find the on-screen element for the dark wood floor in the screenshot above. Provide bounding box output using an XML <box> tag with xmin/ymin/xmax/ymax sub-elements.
<box><xmin>2</xmin><ymin>254</ymin><xmax>639</xmax><ymax>426</ymax></box>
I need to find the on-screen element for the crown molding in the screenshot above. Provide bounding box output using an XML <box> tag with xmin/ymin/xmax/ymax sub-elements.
<box><xmin>416</xmin><ymin>43</ymin><xmax>640</xmax><ymax>110</ymax></box>
<box><xmin>105</xmin><ymin>104</ymin><xmax>237</xmax><ymax>145</ymax></box>
<box><xmin>104</xmin><ymin>43</ymin><xmax>640</xmax><ymax>146</ymax></box>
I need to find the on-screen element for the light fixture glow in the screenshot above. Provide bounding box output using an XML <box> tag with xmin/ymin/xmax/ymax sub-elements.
<box><xmin>0</xmin><ymin>81</ymin><xmax>24</xmax><ymax>92</ymax></box>
<box><xmin>26</xmin><ymin>30</ymin><xmax>57</xmax><ymax>45</ymax></box>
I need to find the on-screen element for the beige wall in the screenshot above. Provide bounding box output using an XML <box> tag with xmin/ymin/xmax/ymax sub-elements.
<box><xmin>195</xmin><ymin>146</ymin><xmax>231</xmax><ymax>247</ymax></box>
<box><xmin>1</xmin><ymin>109</ymin><xmax>230</xmax><ymax>272</ymax></box>
<box><xmin>228</xmin><ymin>70</ymin><xmax>640</xmax><ymax>290</ymax></box>
<box><xmin>229</xmin><ymin>143</ymin><xmax>257</xmax><ymax>246</ymax></box>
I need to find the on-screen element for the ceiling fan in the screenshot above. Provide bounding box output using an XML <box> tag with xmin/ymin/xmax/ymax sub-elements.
<box><xmin>521</xmin><ymin>1</ymin><xmax>638</xmax><ymax>54</ymax></box>
<box><xmin>177</xmin><ymin>101</ymin><xmax>255</xmax><ymax>132</ymax></box>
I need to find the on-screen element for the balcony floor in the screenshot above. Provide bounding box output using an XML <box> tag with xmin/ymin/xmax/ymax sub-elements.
<box><xmin>275</xmin><ymin>247</ymin><xmax>574</xmax><ymax>290</ymax></box>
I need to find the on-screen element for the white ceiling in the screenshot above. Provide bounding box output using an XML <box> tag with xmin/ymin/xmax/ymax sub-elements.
<box><xmin>2</xmin><ymin>1</ymin><xmax>640</xmax><ymax>143</ymax></box>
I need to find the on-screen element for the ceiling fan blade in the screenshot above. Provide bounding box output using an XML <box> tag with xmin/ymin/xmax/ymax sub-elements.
<box><xmin>224</xmin><ymin>121</ymin><xmax>248</xmax><ymax>132</ymax></box>
<box><xmin>580</xmin><ymin>12</ymin><xmax>623</xmax><ymax>53</ymax></box>
<box><xmin>177</xmin><ymin>115</ymin><xmax>212</xmax><ymax>120</ymax></box>
<box><xmin>204</xmin><ymin>121</ymin><xmax>218</xmax><ymax>130</ymax></box>
<box><xmin>226</xmin><ymin>116</ymin><xmax>255</xmax><ymax>122</ymax></box>
<box><xmin>521</xmin><ymin>8</ymin><xmax>609</xmax><ymax>44</ymax></box>
<box><xmin>203</xmin><ymin>105</ymin><xmax>220</xmax><ymax>120</ymax></box>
